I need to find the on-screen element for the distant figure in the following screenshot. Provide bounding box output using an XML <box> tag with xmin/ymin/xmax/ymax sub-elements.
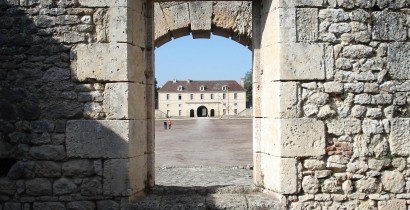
<box><xmin>168</xmin><ymin>119</ymin><xmax>172</xmax><ymax>129</ymax></box>
<box><xmin>163</xmin><ymin>121</ymin><xmax>167</xmax><ymax>129</ymax></box>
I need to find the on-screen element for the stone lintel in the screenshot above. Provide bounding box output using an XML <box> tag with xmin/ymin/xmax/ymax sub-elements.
<box><xmin>189</xmin><ymin>1</ymin><xmax>212</xmax><ymax>39</ymax></box>
<box><xmin>66</xmin><ymin>120</ymin><xmax>147</xmax><ymax>158</ymax></box>
<box><xmin>161</xmin><ymin>2</ymin><xmax>190</xmax><ymax>38</ymax></box>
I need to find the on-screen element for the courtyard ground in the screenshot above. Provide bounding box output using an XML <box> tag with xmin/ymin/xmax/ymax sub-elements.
<box><xmin>132</xmin><ymin>119</ymin><xmax>279</xmax><ymax>209</ymax></box>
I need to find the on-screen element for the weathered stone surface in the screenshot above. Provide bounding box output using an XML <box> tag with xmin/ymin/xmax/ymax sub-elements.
<box><xmin>62</xmin><ymin>160</ymin><xmax>94</xmax><ymax>177</ymax></box>
<box><xmin>372</xmin><ymin>11</ymin><xmax>407</xmax><ymax>41</ymax></box>
<box><xmin>0</xmin><ymin>178</ymin><xmax>16</xmax><ymax>195</ymax></box>
<box><xmin>327</xmin><ymin>119</ymin><xmax>361</xmax><ymax>135</ymax></box>
<box><xmin>26</xmin><ymin>178</ymin><xmax>52</xmax><ymax>196</ymax></box>
<box><xmin>67</xmin><ymin>201</ymin><xmax>95</xmax><ymax>210</ymax></box>
<box><xmin>80</xmin><ymin>177</ymin><xmax>102</xmax><ymax>196</ymax></box>
<box><xmin>74</xmin><ymin>43</ymin><xmax>144</xmax><ymax>82</ymax></box>
<box><xmin>326</xmin><ymin>155</ymin><xmax>349</xmax><ymax>169</ymax></box>
<box><xmin>33</xmin><ymin>202</ymin><xmax>65</xmax><ymax>210</ymax></box>
<box><xmin>96</xmin><ymin>200</ymin><xmax>119</xmax><ymax>210</ymax></box>
<box><xmin>296</xmin><ymin>8</ymin><xmax>318</xmax><ymax>42</ymax></box>
<box><xmin>381</xmin><ymin>171</ymin><xmax>405</xmax><ymax>193</ymax></box>
<box><xmin>342</xmin><ymin>45</ymin><xmax>373</xmax><ymax>58</ymax></box>
<box><xmin>161</xmin><ymin>3</ymin><xmax>190</xmax><ymax>38</ymax></box>
<box><xmin>66</xmin><ymin>120</ymin><xmax>147</xmax><ymax>158</ymax></box>
<box><xmin>378</xmin><ymin>199</ymin><xmax>406</xmax><ymax>210</ymax></box>
<box><xmin>103</xmin><ymin>156</ymin><xmax>146</xmax><ymax>196</ymax></box>
<box><xmin>261</xmin><ymin>155</ymin><xmax>298</xmax><ymax>194</ymax></box>
<box><xmin>29</xmin><ymin>145</ymin><xmax>65</xmax><ymax>160</ymax></box>
<box><xmin>261</xmin><ymin>118</ymin><xmax>325</xmax><ymax>157</ymax></box>
<box><xmin>263</xmin><ymin>43</ymin><xmax>326</xmax><ymax>80</ymax></box>
<box><xmin>389</xmin><ymin>118</ymin><xmax>410</xmax><ymax>156</ymax></box>
<box><xmin>53</xmin><ymin>178</ymin><xmax>77</xmax><ymax>195</ymax></box>
<box><xmin>304</xmin><ymin>159</ymin><xmax>325</xmax><ymax>170</ymax></box>
<box><xmin>189</xmin><ymin>1</ymin><xmax>212</xmax><ymax>38</ymax></box>
<box><xmin>103</xmin><ymin>83</ymin><xmax>147</xmax><ymax>120</ymax></box>
<box><xmin>324</xmin><ymin>82</ymin><xmax>343</xmax><ymax>93</ymax></box>
<box><xmin>257</xmin><ymin>82</ymin><xmax>301</xmax><ymax>118</ymax></box>
<box><xmin>34</xmin><ymin>161</ymin><xmax>61</xmax><ymax>177</ymax></box>
<box><xmin>387</xmin><ymin>43</ymin><xmax>410</xmax><ymax>80</ymax></box>
<box><xmin>206</xmin><ymin>194</ymin><xmax>247</xmax><ymax>210</ymax></box>
<box><xmin>302</xmin><ymin>176</ymin><xmax>319</xmax><ymax>193</ymax></box>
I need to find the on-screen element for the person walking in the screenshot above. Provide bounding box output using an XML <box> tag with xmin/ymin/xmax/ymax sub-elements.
<box><xmin>167</xmin><ymin>119</ymin><xmax>172</xmax><ymax>129</ymax></box>
<box><xmin>163</xmin><ymin>120</ymin><xmax>167</xmax><ymax>129</ymax></box>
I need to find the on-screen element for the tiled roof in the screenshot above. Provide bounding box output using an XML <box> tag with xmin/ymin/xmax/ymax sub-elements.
<box><xmin>158</xmin><ymin>80</ymin><xmax>245</xmax><ymax>93</ymax></box>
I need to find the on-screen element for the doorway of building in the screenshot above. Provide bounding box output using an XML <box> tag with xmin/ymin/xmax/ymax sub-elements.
<box><xmin>197</xmin><ymin>106</ymin><xmax>208</xmax><ymax>117</ymax></box>
<box><xmin>190</xmin><ymin>109</ymin><xmax>195</xmax><ymax>117</ymax></box>
<box><xmin>210</xmin><ymin>109</ymin><xmax>215</xmax><ymax>117</ymax></box>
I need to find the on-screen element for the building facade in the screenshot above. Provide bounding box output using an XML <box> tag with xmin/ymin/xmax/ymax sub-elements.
<box><xmin>158</xmin><ymin>80</ymin><xmax>246</xmax><ymax>117</ymax></box>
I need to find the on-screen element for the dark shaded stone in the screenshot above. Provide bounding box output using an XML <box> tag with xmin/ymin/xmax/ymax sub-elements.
<box><xmin>33</xmin><ymin>202</ymin><xmax>65</xmax><ymax>210</ymax></box>
<box><xmin>97</xmin><ymin>200</ymin><xmax>119</xmax><ymax>210</ymax></box>
<box><xmin>34</xmin><ymin>161</ymin><xmax>61</xmax><ymax>177</ymax></box>
<box><xmin>53</xmin><ymin>178</ymin><xmax>77</xmax><ymax>195</ymax></box>
<box><xmin>67</xmin><ymin>201</ymin><xmax>95</xmax><ymax>210</ymax></box>
<box><xmin>62</xmin><ymin>160</ymin><xmax>94</xmax><ymax>177</ymax></box>
<box><xmin>29</xmin><ymin>145</ymin><xmax>65</xmax><ymax>160</ymax></box>
<box><xmin>26</xmin><ymin>178</ymin><xmax>52</xmax><ymax>196</ymax></box>
<box><xmin>7</xmin><ymin>161</ymin><xmax>35</xmax><ymax>179</ymax></box>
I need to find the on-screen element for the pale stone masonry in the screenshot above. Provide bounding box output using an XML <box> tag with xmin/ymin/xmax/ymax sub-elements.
<box><xmin>158</xmin><ymin>80</ymin><xmax>246</xmax><ymax>118</ymax></box>
<box><xmin>1</xmin><ymin>0</ymin><xmax>410</xmax><ymax>209</ymax></box>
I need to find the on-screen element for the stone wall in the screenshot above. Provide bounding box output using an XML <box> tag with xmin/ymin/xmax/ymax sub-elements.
<box><xmin>254</xmin><ymin>0</ymin><xmax>410</xmax><ymax>209</ymax></box>
<box><xmin>0</xmin><ymin>0</ymin><xmax>152</xmax><ymax>209</ymax></box>
<box><xmin>154</xmin><ymin>1</ymin><xmax>252</xmax><ymax>47</ymax></box>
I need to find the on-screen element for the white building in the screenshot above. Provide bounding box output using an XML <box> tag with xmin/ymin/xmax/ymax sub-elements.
<box><xmin>158</xmin><ymin>80</ymin><xmax>246</xmax><ymax>117</ymax></box>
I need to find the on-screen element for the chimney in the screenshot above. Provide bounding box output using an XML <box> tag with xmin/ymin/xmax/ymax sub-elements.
<box><xmin>240</xmin><ymin>78</ymin><xmax>245</xmax><ymax>87</ymax></box>
<box><xmin>187</xmin><ymin>79</ymin><xmax>191</xmax><ymax>83</ymax></box>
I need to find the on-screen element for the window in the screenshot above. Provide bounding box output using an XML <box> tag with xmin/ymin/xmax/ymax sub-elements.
<box><xmin>190</xmin><ymin>94</ymin><xmax>194</xmax><ymax>100</ymax></box>
<box><xmin>223</xmin><ymin>93</ymin><xmax>226</xmax><ymax>99</ymax></box>
<box><xmin>179</xmin><ymin>104</ymin><xmax>182</xmax><ymax>107</ymax></box>
<box><xmin>178</xmin><ymin>94</ymin><xmax>182</xmax><ymax>100</ymax></box>
<box><xmin>200</xmin><ymin>86</ymin><xmax>205</xmax><ymax>91</ymax></box>
<box><xmin>178</xmin><ymin>85</ymin><xmax>183</xmax><ymax>91</ymax></box>
<box><xmin>234</xmin><ymin>109</ymin><xmax>238</xmax><ymax>115</ymax></box>
<box><xmin>211</xmin><ymin>94</ymin><xmax>214</xmax><ymax>100</ymax></box>
<box><xmin>166</xmin><ymin>94</ymin><xmax>170</xmax><ymax>100</ymax></box>
<box><xmin>234</xmin><ymin>103</ymin><xmax>237</xmax><ymax>106</ymax></box>
<box><xmin>167</xmin><ymin>110</ymin><xmax>170</xmax><ymax>117</ymax></box>
<box><xmin>200</xmin><ymin>94</ymin><xmax>204</xmax><ymax>100</ymax></box>
<box><xmin>167</xmin><ymin>104</ymin><xmax>170</xmax><ymax>107</ymax></box>
<box><xmin>234</xmin><ymin>93</ymin><xmax>237</xmax><ymax>99</ymax></box>
<box><xmin>179</xmin><ymin>110</ymin><xmax>182</xmax><ymax>116</ymax></box>
<box><xmin>222</xmin><ymin>85</ymin><xmax>228</xmax><ymax>91</ymax></box>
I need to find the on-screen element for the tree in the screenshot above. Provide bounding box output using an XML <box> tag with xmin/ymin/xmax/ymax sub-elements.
<box><xmin>244</xmin><ymin>69</ymin><xmax>252</xmax><ymax>107</ymax></box>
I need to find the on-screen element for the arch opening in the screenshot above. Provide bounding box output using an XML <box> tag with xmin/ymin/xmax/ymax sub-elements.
<box><xmin>197</xmin><ymin>106</ymin><xmax>208</xmax><ymax>117</ymax></box>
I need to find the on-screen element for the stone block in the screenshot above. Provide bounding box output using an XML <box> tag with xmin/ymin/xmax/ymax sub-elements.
<box><xmin>296</xmin><ymin>8</ymin><xmax>318</xmax><ymax>42</ymax></box>
<box><xmin>262</xmin><ymin>0</ymin><xmax>323</xmax><ymax>13</ymax></box>
<box><xmin>378</xmin><ymin>199</ymin><xmax>406</xmax><ymax>210</ymax></box>
<box><xmin>29</xmin><ymin>145</ymin><xmax>65</xmax><ymax>160</ymax></box>
<box><xmin>26</xmin><ymin>178</ymin><xmax>52</xmax><ymax>196</ymax></box>
<box><xmin>62</xmin><ymin>160</ymin><xmax>94</xmax><ymax>177</ymax></box>
<box><xmin>189</xmin><ymin>1</ymin><xmax>212</xmax><ymax>39</ymax></box>
<box><xmin>74</xmin><ymin>43</ymin><xmax>145</xmax><ymax>82</ymax></box>
<box><xmin>161</xmin><ymin>3</ymin><xmax>190</xmax><ymax>38</ymax></box>
<box><xmin>327</xmin><ymin>119</ymin><xmax>361</xmax><ymax>136</ymax></box>
<box><xmin>33</xmin><ymin>202</ymin><xmax>65</xmax><ymax>210</ymax></box>
<box><xmin>261</xmin><ymin>7</ymin><xmax>296</xmax><ymax>46</ymax></box>
<box><xmin>78</xmin><ymin>0</ymin><xmax>138</xmax><ymax>8</ymax></box>
<box><xmin>256</xmin><ymin>82</ymin><xmax>301</xmax><ymax>118</ymax></box>
<box><xmin>387</xmin><ymin>43</ymin><xmax>410</xmax><ymax>80</ymax></box>
<box><xmin>262</xmin><ymin>43</ymin><xmax>326</xmax><ymax>81</ymax></box>
<box><xmin>154</xmin><ymin>3</ymin><xmax>171</xmax><ymax>47</ymax></box>
<box><xmin>0</xmin><ymin>178</ymin><xmax>16</xmax><ymax>195</ymax></box>
<box><xmin>67</xmin><ymin>201</ymin><xmax>95</xmax><ymax>210</ymax></box>
<box><xmin>3</xmin><ymin>203</ymin><xmax>20</xmax><ymax>210</ymax></box>
<box><xmin>103</xmin><ymin>156</ymin><xmax>146</xmax><ymax>197</ymax></box>
<box><xmin>53</xmin><ymin>178</ymin><xmax>77</xmax><ymax>195</ymax></box>
<box><xmin>260</xmin><ymin>118</ymin><xmax>326</xmax><ymax>157</ymax></box>
<box><xmin>66</xmin><ymin>120</ymin><xmax>147</xmax><ymax>158</ymax></box>
<box><xmin>372</xmin><ymin>11</ymin><xmax>407</xmax><ymax>41</ymax></box>
<box><xmin>389</xmin><ymin>118</ymin><xmax>410</xmax><ymax>156</ymax></box>
<box><xmin>261</xmin><ymin>154</ymin><xmax>299</xmax><ymax>194</ymax></box>
<box><xmin>103</xmin><ymin>83</ymin><xmax>147</xmax><ymax>120</ymax></box>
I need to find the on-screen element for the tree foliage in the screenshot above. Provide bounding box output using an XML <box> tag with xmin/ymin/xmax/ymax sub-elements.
<box><xmin>244</xmin><ymin>69</ymin><xmax>252</xmax><ymax>107</ymax></box>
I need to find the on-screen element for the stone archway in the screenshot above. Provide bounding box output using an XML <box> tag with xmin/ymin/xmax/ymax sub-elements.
<box><xmin>197</xmin><ymin>106</ymin><xmax>208</xmax><ymax>117</ymax></box>
<box><xmin>154</xmin><ymin>1</ymin><xmax>252</xmax><ymax>48</ymax></box>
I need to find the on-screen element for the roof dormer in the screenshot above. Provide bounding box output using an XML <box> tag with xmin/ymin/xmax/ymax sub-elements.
<box><xmin>200</xmin><ymin>85</ymin><xmax>205</xmax><ymax>91</ymax></box>
<box><xmin>222</xmin><ymin>85</ymin><xmax>228</xmax><ymax>91</ymax></box>
<box><xmin>178</xmin><ymin>85</ymin><xmax>183</xmax><ymax>91</ymax></box>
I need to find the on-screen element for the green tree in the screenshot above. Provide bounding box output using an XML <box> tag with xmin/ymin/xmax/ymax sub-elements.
<box><xmin>244</xmin><ymin>69</ymin><xmax>252</xmax><ymax>107</ymax></box>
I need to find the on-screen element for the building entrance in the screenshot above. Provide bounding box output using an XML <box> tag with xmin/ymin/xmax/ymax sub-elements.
<box><xmin>197</xmin><ymin>106</ymin><xmax>208</xmax><ymax>117</ymax></box>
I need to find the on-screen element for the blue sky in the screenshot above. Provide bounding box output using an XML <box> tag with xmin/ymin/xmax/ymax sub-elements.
<box><xmin>155</xmin><ymin>35</ymin><xmax>252</xmax><ymax>87</ymax></box>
